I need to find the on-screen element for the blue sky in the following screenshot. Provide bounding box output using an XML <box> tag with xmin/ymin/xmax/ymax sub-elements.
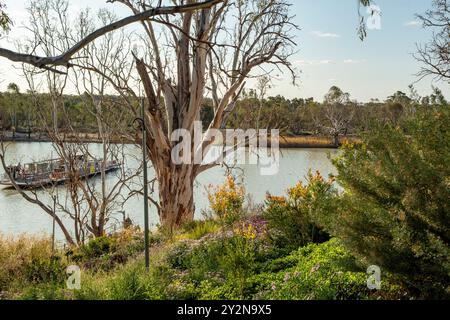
<box><xmin>282</xmin><ymin>0</ymin><xmax>448</xmax><ymax>101</ymax></box>
<box><xmin>0</xmin><ymin>0</ymin><xmax>448</xmax><ymax>102</ymax></box>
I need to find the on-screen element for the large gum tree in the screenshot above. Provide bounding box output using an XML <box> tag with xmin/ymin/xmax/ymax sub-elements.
<box><xmin>0</xmin><ymin>0</ymin><xmax>372</xmax><ymax>231</ymax></box>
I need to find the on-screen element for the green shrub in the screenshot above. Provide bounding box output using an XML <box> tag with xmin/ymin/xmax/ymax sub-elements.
<box><xmin>259</xmin><ymin>253</ymin><xmax>299</xmax><ymax>273</ymax></box>
<box><xmin>24</xmin><ymin>255</ymin><xmax>66</xmax><ymax>284</ymax></box>
<box><xmin>263</xmin><ymin>171</ymin><xmax>333</xmax><ymax>251</ymax></box>
<box><xmin>328</xmin><ymin>107</ymin><xmax>450</xmax><ymax>298</ymax></box>
<box><xmin>161</xmin><ymin>227</ymin><xmax>262</xmax><ymax>299</ymax></box>
<box><xmin>218</xmin><ymin>235</ymin><xmax>257</xmax><ymax>299</ymax></box>
<box><xmin>260</xmin><ymin>239</ymin><xmax>377</xmax><ymax>300</ymax></box>
<box><xmin>188</xmin><ymin>240</ymin><xmax>224</xmax><ymax>281</ymax></box>
<box><xmin>69</xmin><ymin>228</ymin><xmax>145</xmax><ymax>272</ymax></box>
<box><xmin>164</xmin><ymin>241</ymin><xmax>194</xmax><ymax>271</ymax></box>
<box><xmin>196</xmin><ymin>280</ymin><xmax>242</xmax><ymax>300</ymax></box>
<box><xmin>80</xmin><ymin>236</ymin><xmax>115</xmax><ymax>259</ymax></box>
<box><xmin>72</xmin><ymin>271</ymin><xmax>108</xmax><ymax>300</ymax></box>
<box><xmin>19</xmin><ymin>283</ymin><xmax>68</xmax><ymax>300</ymax></box>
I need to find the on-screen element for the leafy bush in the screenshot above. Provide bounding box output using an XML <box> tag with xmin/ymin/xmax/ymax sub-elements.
<box><xmin>72</xmin><ymin>271</ymin><xmax>108</xmax><ymax>300</ymax></box>
<box><xmin>164</xmin><ymin>241</ymin><xmax>194</xmax><ymax>271</ymax></box>
<box><xmin>218</xmin><ymin>234</ymin><xmax>257</xmax><ymax>298</ymax></box>
<box><xmin>259</xmin><ymin>239</ymin><xmax>402</xmax><ymax>300</ymax></box>
<box><xmin>162</xmin><ymin>225</ymin><xmax>263</xmax><ymax>299</ymax></box>
<box><xmin>328</xmin><ymin>107</ymin><xmax>450</xmax><ymax>298</ymax></box>
<box><xmin>80</xmin><ymin>236</ymin><xmax>115</xmax><ymax>259</ymax></box>
<box><xmin>196</xmin><ymin>280</ymin><xmax>243</xmax><ymax>300</ymax></box>
<box><xmin>19</xmin><ymin>283</ymin><xmax>69</xmax><ymax>300</ymax></box>
<box><xmin>69</xmin><ymin>228</ymin><xmax>145</xmax><ymax>272</ymax></box>
<box><xmin>263</xmin><ymin>171</ymin><xmax>334</xmax><ymax>251</ymax></box>
<box><xmin>188</xmin><ymin>240</ymin><xmax>225</xmax><ymax>281</ymax></box>
<box><xmin>24</xmin><ymin>255</ymin><xmax>66</xmax><ymax>284</ymax></box>
<box><xmin>207</xmin><ymin>175</ymin><xmax>246</xmax><ymax>225</ymax></box>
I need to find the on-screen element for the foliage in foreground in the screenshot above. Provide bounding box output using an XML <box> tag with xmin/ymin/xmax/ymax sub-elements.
<box><xmin>0</xmin><ymin>228</ymin><xmax>144</xmax><ymax>299</ymax></box>
<box><xmin>0</xmin><ymin>177</ymin><xmax>402</xmax><ymax>300</ymax></box>
<box><xmin>1</xmin><ymin>106</ymin><xmax>449</xmax><ymax>300</ymax></box>
<box><xmin>326</xmin><ymin>106</ymin><xmax>450</xmax><ymax>298</ymax></box>
<box><xmin>27</xmin><ymin>237</ymin><xmax>394</xmax><ymax>301</ymax></box>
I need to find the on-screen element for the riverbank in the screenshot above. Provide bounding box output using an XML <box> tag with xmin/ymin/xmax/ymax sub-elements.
<box><xmin>1</xmin><ymin>131</ymin><xmax>361</xmax><ymax>148</ymax></box>
<box><xmin>0</xmin><ymin>131</ymin><xmax>131</xmax><ymax>144</ymax></box>
<box><xmin>278</xmin><ymin>135</ymin><xmax>361</xmax><ymax>148</ymax></box>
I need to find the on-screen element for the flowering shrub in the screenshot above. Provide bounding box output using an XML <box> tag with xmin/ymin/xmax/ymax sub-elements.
<box><xmin>287</xmin><ymin>171</ymin><xmax>336</xmax><ymax>205</ymax></box>
<box><xmin>246</xmin><ymin>215</ymin><xmax>269</xmax><ymax>237</ymax></box>
<box><xmin>234</xmin><ymin>222</ymin><xmax>257</xmax><ymax>240</ymax></box>
<box><xmin>263</xmin><ymin>170</ymin><xmax>336</xmax><ymax>251</ymax></box>
<box><xmin>207</xmin><ymin>175</ymin><xmax>246</xmax><ymax>225</ymax></box>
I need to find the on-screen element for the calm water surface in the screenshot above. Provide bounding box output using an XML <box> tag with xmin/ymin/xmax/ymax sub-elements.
<box><xmin>0</xmin><ymin>142</ymin><xmax>338</xmax><ymax>240</ymax></box>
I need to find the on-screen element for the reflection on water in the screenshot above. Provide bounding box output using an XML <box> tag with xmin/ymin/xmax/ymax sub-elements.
<box><xmin>0</xmin><ymin>142</ymin><xmax>338</xmax><ymax>240</ymax></box>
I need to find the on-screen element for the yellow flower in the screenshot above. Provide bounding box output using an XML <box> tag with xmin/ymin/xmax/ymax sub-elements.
<box><xmin>287</xmin><ymin>181</ymin><xmax>308</xmax><ymax>201</ymax></box>
<box><xmin>234</xmin><ymin>223</ymin><xmax>257</xmax><ymax>240</ymax></box>
<box><xmin>243</xmin><ymin>223</ymin><xmax>257</xmax><ymax>240</ymax></box>
<box><xmin>207</xmin><ymin>175</ymin><xmax>245</xmax><ymax>221</ymax></box>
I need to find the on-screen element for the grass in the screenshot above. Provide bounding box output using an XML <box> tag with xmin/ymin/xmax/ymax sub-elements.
<box><xmin>277</xmin><ymin>135</ymin><xmax>361</xmax><ymax>148</ymax></box>
<box><xmin>0</xmin><ymin>234</ymin><xmax>68</xmax><ymax>299</ymax></box>
<box><xmin>176</xmin><ymin>220</ymin><xmax>221</xmax><ymax>241</ymax></box>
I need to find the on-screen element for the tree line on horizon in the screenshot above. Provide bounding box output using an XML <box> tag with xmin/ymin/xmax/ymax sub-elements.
<box><xmin>0</xmin><ymin>83</ymin><xmax>447</xmax><ymax>139</ymax></box>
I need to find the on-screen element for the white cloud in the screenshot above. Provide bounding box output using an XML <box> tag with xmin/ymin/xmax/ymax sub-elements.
<box><xmin>311</xmin><ymin>31</ymin><xmax>341</xmax><ymax>38</ymax></box>
<box><xmin>404</xmin><ymin>20</ymin><xmax>421</xmax><ymax>27</ymax></box>
<box><xmin>343</xmin><ymin>59</ymin><xmax>367</xmax><ymax>64</ymax></box>
<box><xmin>295</xmin><ymin>59</ymin><xmax>335</xmax><ymax>66</ymax></box>
<box><xmin>294</xmin><ymin>59</ymin><xmax>367</xmax><ymax>67</ymax></box>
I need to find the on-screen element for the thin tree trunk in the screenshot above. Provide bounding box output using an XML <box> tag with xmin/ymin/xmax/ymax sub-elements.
<box><xmin>333</xmin><ymin>133</ymin><xmax>339</xmax><ymax>148</ymax></box>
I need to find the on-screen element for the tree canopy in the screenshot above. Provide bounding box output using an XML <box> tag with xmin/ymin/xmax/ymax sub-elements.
<box><xmin>0</xmin><ymin>2</ymin><xmax>11</xmax><ymax>34</ymax></box>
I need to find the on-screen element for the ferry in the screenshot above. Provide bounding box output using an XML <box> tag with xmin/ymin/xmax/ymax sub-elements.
<box><xmin>0</xmin><ymin>155</ymin><xmax>121</xmax><ymax>189</ymax></box>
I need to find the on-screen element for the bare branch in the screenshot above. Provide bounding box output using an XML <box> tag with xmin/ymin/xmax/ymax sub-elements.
<box><xmin>0</xmin><ymin>0</ymin><xmax>224</xmax><ymax>70</ymax></box>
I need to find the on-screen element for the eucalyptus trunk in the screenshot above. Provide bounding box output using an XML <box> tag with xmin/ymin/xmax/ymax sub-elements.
<box><xmin>157</xmin><ymin>164</ymin><xmax>196</xmax><ymax>230</ymax></box>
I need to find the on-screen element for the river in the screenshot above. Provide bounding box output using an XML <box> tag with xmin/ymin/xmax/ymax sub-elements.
<box><xmin>0</xmin><ymin>142</ymin><xmax>338</xmax><ymax>241</ymax></box>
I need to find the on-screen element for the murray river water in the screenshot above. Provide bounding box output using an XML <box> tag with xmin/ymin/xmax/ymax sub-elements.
<box><xmin>0</xmin><ymin>142</ymin><xmax>338</xmax><ymax>241</ymax></box>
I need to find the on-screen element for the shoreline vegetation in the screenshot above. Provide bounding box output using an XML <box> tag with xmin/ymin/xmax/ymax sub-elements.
<box><xmin>0</xmin><ymin>107</ymin><xmax>448</xmax><ymax>300</ymax></box>
<box><xmin>0</xmin><ymin>131</ymin><xmax>361</xmax><ymax>149</ymax></box>
<box><xmin>0</xmin><ymin>175</ymin><xmax>408</xmax><ymax>301</ymax></box>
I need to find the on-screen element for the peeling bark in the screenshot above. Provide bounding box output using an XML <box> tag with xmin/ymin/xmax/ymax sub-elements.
<box><xmin>157</xmin><ymin>164</ymin><xmax>195</xmax><ymax>230</ymax></box>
